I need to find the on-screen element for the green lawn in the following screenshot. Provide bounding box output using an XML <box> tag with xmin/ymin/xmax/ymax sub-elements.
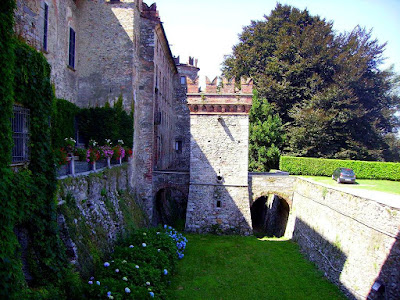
<box><xmin>299</xmin><ymin>176</ymin><xmax>400</xmax><ymax>195</ymax></box>
<box><xmin>167</xmin><ymin>234</ymin><xmax>345</xmax><ymax>300</ymax></box>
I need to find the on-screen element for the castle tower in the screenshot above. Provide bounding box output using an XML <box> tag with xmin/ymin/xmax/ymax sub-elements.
<box><xmin>185</xmin><ymin>77</ymin><xmax>254</xmax><ymax>234</ymax></box>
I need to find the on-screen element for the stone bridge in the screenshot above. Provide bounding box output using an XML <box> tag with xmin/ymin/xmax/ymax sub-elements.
<box><xmin>248</xmin><ymin>172</ymin><xmax>294</xmax><ymax>207</ymax></box>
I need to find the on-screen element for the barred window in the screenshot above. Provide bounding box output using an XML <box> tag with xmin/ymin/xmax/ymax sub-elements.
<box><xmin>12</xmin><ymin>105</ymin><xmax>30</xmax><ymax>164</ymax></box>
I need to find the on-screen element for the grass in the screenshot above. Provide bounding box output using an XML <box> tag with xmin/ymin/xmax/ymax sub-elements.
<box><xmin>167</xmin><ymin>234</ymin><xmax>345</xmax><ymax>300</ymax></box>
<box><xmin>299</xmin><ymin>176</ymin><xmax>400</xmax><ymax>195</ymax></box>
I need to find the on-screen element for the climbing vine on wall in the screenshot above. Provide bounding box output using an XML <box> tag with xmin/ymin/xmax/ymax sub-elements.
<box><xmin>13</xmin><ymin>39</ymin><xmax>70</xmax><ymax>288</ymax></box>
<box><xmin>0</xmin><ymin>28</ymin><xmax>80</xmax><ymax>296</ymax></box>
<box><xmin>0</xmin><ymin>1</ymin><xmax>24</xmax><ymax>298</ymax></box>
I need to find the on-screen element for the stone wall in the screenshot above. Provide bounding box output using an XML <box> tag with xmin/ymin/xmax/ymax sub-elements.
<box><xmin>15</xmin><ymin>0</ymin><xmax>79</xmax><ymax>102</ymax></box>
<box><xmin>153</xmin><ymin>23</ymin><xmax>178</xmax><ymax>170</ymax></box>
<box><xmin>290</xmin><ymin>178</ymin><xmax>400</xmax><ymax>300</ymax></box>
<box><xmin>174</xmin><ymin>57</ymin><xmax>199</xmax><ymax>171</ymax></box>
<box><xmin>57</xmin><ymin>165</ymin><xmax>147</xmax><ymax>276</ymax></box>
<box><xmin>186</xmin><ymin>114</ymin><xmax>252</xmax><ymax>234</ymax></box>
<box><xmin>132</xmin><ymin>6</ymin><xmax>181</xmax><ymax>223</ymax></box>
<box><xmin>76</xmin><ymin>0</ymin><xmax>140</xmax><ymax>110</ymax></box>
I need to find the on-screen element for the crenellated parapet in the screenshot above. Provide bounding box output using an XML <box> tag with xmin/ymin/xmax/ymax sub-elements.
<box><xmin>141</xmin><ymin>2</ymin><xmax>160</xmax><ymax>21</ymax></box>
<box><xmin>187</xmin><ymin>76</ymin><xmax>253</xmax><ymax>115</ymax></box>
<box><xmin>187</xmin><ymin>77</ymin><xmax>200</xmax><ymax>93</ymax></box>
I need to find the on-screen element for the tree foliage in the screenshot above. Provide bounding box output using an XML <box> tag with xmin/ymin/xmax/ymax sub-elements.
<box><xmin>223</xmin><ymin>4</ymin><xmax>400</xmax><ymax>161</ymax></box>
<box><xmin>249</xmin><ymin>91</ymin><xmax>285</xmax><ymax>171</ymax></box>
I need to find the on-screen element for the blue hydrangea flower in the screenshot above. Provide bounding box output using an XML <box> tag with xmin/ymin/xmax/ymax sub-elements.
<box><xmin>146</xmin><ymin>281</ymin><xmax>151</xmax><ymax>286</ymax></box>
<box><xmin>149</xmin><ymin>291</ymin><xmax>155</xmax><ymax>297</ymax></box>
<box><xmin>115</xmin><ymin>268</ymin><xmax>119</xmax><ymax>273</ymax></box>
<box><xmin>96</xmin><ymin>281</ymin><xmax>100</xmax><ymax>285</ymax></box>
<box><xmin>135</xmin><ymin>265</ymin><xmax>139</xmax><ymax>269</ymax></box>
<box><xmin>88</xmin><ymin>281</ymin><xmax>93</xmax><ymax>285</ymax></box>
<box><xmin>125</xmin><ymin>287</ymin><xmax>131</xmax><ymax>293</ymax></box>
<box><xmin>142</xmin><ymin>243</ymin><xmax>147</xmax><ymax>247</ymax></box>
<box><xmin>163</xmin><ymin>269</ymin><xmax>168</xmax><ymax>275</ymax></box>
<box><xmin>104</xmin><ymin>262</ymin><xmax>110</xmax><ymax>267</ymax></box>
<box><xmin>122</xmin><ymin>276</ymin><xmax>128</xmax><ymax>281</ymax></box>
<box><xmin>129</xmin><ymin>245</ymin><xmax>134</xmax><ymax>248</ymax></box>
<box><xmin>107</xmin><ymin>291</ymin><xmax>112</xmax><ymax>296</ymax></box>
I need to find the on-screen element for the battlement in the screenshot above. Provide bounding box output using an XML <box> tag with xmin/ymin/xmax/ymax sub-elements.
<box><xmin>187</xmin><ymin>77</ymin><xmax>200</xmax><ymax>93</ymax></box>
<box><xmin>141</xmin><ymin>2</ymin><xmax>160</xmax><ymax>21</ymax></box>
<box><xmin>186</xmin><ymin>76</ymin><xmax>253</xmax><ymax>115</ymax></box>
<box><xmin>188</xmin><ymin>76</ymin><xmax>253</xmax><ymax>95</ymax></box>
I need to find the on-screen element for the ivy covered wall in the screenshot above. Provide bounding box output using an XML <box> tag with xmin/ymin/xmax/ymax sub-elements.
<box><xmin>0</xmin><ymin>0</ymin><xmax>25</xmax><ymax>297</ymax></box>
<box><xmin>0</xmin><ymin>3</ymin><xmax>140</xmax><ymax>298</ymax></box>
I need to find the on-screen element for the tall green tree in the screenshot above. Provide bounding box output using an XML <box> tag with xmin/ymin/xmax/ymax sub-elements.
<box><xmin>249</xmin><ymin>91</ymin><xmax>285</xmax><ymax>171</ymax></box>
<box><xmin>223</xmin><ymin>4</ymin><xmax>400</xmax><ymax>161</ymax></box>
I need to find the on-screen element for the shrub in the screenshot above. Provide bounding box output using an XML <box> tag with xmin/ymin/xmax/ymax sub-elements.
<box><xmin>77</xmin><ymin>99</ymin><xmax>133</xmax><ymax>148</ymax></box>
<box><xmin>85</xmin><ymin>226</ymin><xmax>187</xmax><ymax>299</ymax></box>
<box><xmin>52</xmin><ymin>98</ymin><xmax>80</xmax><ymax>149</ymax></box>
<box><xmin>279</xmin><ymin>156</ymin><xmax>400</xmax><ymax>181</ymax></box>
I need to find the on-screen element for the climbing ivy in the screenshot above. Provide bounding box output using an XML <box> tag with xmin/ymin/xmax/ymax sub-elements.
<box><xmin>0</xmin><ymin>30</ymin><xmax>80</xmax><ymax>296</ymax></box>
<box><xmin>13</xmin><ymin>39</ymin><xmax>72</xmax><ymax>293</ymax></box>
<box><xmin>0</xmin><ymin>1</ymin><xmax>25</xmax><ymax>298</ymax></box>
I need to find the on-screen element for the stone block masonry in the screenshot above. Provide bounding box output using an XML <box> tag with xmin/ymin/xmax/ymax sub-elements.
<box><xmin>56</xmin><ymin>165</ymin><xmax>147</xmax><ymax>276</ymax></box>
<box><xmin>290</xmin><ymin>178</ymin><xmax>400</xmax><ymax>300</ymax></box>
<box><xmin>185</xmin><ymin>77</ymin><xmax>253</xmax><ymax>234</ymax></box>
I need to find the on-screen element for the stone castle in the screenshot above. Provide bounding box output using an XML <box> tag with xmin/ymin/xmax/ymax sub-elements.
<box><xmin>15</xmin><ymin>0</ymin><xmax>254</xmax><ymax>233</ymax></box>
<box><xmin>13</xmin><ymin>2</ymin><xmax>400</xmax><ymax>297</ymax></box>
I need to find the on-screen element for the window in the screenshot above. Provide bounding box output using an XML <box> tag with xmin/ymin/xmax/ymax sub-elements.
<box><xmin>180</xmin><ymin>76</ymin><xmax>186</xmax><ymax>85</ymax></box>
<box><xmin>43</xmin><ymin>3</ymin><xmax>49</xmax><ymax>51</ymax></box>
<box><xmin>68</xmin><ymin>27</ymin><xmax>76</xmax><ymax>68</ymax></box>
<box><xmin>12</xmin><ymin>105</ymin><xmax>30</xmax><ymax>164</ymax></box>
<box><xmin>175</xmin><ymin>140</ymin><xmax>182</xmax><ymax>154</ymax></box>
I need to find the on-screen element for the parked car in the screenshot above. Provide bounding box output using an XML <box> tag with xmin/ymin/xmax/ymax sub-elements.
<box><xmin>332</xmin><ymin>168</ymin><xmax>356</xmax><ymax>184</ymax></box>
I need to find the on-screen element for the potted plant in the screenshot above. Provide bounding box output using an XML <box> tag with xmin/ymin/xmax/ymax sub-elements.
<box><xmin>101</xmin><ymin>139</ymin><xmax>114</xmax><ymax>168</ymax></box>
<box><xmin>86</xmin><ymin>139</ymin><xmax>100</xmax><ymax>171</ymax></box>
<box><xmin>113</xmin><ymin>139</ymin><xmax>126</xmax><ymax>165</ymax></box>
<box><xmin>64</xmin><ymin>137</ymin><xmax>76</xmax><ymax>174</ymax></box>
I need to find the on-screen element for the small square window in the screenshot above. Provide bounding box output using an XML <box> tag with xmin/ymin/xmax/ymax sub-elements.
<box><xmin>180</xmin><ymin>76</ymin><xmax>186</xmax><ymax>85</ymax></box>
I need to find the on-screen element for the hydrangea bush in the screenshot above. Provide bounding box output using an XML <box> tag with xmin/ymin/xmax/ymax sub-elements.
<box><xmin>85</xmin><ymin>226</ymin><xmax>187</xmax><ymax>299</ymax></box>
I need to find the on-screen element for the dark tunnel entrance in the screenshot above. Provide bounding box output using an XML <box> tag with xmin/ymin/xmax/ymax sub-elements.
<box><xmin>154</xmin><ymin>188</ymin><xmax>187</xmax><ymax>230</ymax></box>
<box><xmin>251</xmin><ymin>194</ymin><xmax>290</xmax><ymax>237</ymax></box>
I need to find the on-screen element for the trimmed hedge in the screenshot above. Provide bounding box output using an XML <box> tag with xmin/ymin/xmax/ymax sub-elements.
<box><xmin>77</xmin><ymin>97</ymin><xmax>133</xmax><ymax>147</ymax></box>
<box><xmin>52</xmin><ymin>98</ymin><xmax>80</xmax><ymax>149</ymax></box>
<box><xmin>279</xmin><ymin>156</ymin><xmax>400</xmax><ymax>181</ymax></box>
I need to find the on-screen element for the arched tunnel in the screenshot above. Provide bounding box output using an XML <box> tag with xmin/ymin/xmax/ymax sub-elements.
<box><xmin>154</xmin><ymin>188</ymin><xmax>187</xmax><ymax>230</ymax></box>
<box><xmin>251</xmin><ymin>194</ymin><xmax>290</xmax><ymax>237</ymax></box>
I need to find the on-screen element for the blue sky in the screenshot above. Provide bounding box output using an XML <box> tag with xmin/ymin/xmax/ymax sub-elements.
<box><xmin>157</xmin><ymin>0</ymin><xmax>400</xmax><ymax>81</ymax></box>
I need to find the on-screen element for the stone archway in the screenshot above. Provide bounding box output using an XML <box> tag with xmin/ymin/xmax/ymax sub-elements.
<box><xmin>154</xmin><ymin>187</ymin><xmax>187</xmax><ymax>230</ymax></box>
<box><xmin>250</xmin><ymin>194</ymin><xmax>290</xmax><ymax>237</ymax></box>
